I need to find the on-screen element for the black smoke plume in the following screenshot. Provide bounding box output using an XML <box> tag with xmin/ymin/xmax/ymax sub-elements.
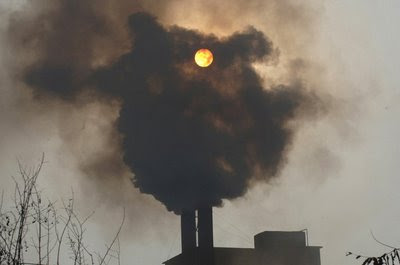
<box><xmin>24</xmin><ymin>12</ymin><xmax>315</xmax><ymax>213</ymax></box>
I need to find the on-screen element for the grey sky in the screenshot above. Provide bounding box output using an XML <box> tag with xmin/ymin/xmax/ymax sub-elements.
<box><xmin>1</xmin><ymin>1</ymin><xmax>400</xmax><ymax>265</ymax></box>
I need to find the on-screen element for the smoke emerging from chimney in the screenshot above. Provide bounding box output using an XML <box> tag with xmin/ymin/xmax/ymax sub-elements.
<box><xmin>22</xmin><ymin>12</ymin><xmax>318</xmax><ymax>213</ymax></box>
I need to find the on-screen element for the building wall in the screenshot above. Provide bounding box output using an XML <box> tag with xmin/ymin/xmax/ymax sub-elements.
<box><xmin>164</xmin><ymin>231</ymin><xmax>322</xmax><ymax>265</ymax></box>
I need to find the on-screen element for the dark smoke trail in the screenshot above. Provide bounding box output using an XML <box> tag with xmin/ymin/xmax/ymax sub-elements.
<box><xmin>22</xmin><ymin>11</ymin><xmax>317</xmax><ymax>213</ymax></box>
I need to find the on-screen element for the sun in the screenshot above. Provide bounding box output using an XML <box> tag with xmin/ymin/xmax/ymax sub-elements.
<box><xmin>194</xmin><ymin>49</ymin><xmax>213</xmax><ymax>67</ymax></box>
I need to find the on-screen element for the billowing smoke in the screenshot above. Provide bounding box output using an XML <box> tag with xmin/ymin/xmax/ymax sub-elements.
<box><xmin>21</xmin><ymin>11</ymin><xmax>317</xmax><ymax>213</ymax></box>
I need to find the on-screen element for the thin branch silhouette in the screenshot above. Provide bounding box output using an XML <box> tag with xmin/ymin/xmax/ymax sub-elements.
<box><xmin>1</xmin><ymin>156</ymin><xmax>124</xmax><ymax>265</ymax></box>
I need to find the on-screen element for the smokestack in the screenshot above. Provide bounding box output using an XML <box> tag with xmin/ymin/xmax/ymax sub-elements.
<box><xmin>198</xmin><ymin>206</ymin><xmax>214</xmax><ymax>265</ymax></box>
<box><xmin>180</xmin><ymin>209</ymin><xmax>197</xmax><ymax>252</ymax></box>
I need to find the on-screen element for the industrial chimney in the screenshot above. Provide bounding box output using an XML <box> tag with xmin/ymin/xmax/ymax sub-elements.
<box><xmin>180</xmin><ymin>209</ymin><xmax>196</xmax><ymax>252</ymax></box>
<box><xmin>198</xmin><ymin>206</ymin><xmax>214</xmax><ymax>265</ymax></box>
<box><xmin>180</xmin><ymin>207</ymin><xmax>214</xmax><ymax>265</ymax></box>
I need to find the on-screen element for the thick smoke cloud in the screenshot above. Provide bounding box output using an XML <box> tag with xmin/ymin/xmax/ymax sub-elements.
<box><xmin>22</xmin><ymin>11</ymin><xmax>316</xmax><ymax>213</ymax></box>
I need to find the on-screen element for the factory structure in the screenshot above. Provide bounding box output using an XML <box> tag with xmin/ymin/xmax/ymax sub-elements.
<box><xmin>164</xmin><ymin>206</ymin><xmax>321</xmax><ymax>265</ymax></box>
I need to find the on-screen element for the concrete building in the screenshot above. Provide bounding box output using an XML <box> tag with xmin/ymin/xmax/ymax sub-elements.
<box><xmin>164</xmin><ymin>207</ymin><xmax>322</xmax><ymax>265</ymax></box>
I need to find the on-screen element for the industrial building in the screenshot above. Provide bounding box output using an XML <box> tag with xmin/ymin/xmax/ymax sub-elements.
<box><xmin>164</xmin><ymin>207</ymin><xmax>321</xmax><ymax>265</ymax></box>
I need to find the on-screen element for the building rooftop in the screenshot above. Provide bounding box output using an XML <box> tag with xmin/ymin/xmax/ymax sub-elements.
<box><xmin>164</xmin><ymin>231</ymin><xmax>322</xmax><ymax>265</ymax></box>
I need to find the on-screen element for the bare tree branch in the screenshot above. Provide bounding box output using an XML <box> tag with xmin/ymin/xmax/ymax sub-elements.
<box><xmin>98</xmin><ymin>209</ymin><xmax>125</xmax><ymax>265</ymax></box>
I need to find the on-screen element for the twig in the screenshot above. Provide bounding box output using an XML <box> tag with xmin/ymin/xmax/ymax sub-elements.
<box><xmin>370</xmin><ymin>230</ymin><xmax>399</xmax><ymax>250</ymax></box>
<box><xmin>98</xmin><ymin>209</ymin><xmax>125</xmax><ymax>265</ymax></box>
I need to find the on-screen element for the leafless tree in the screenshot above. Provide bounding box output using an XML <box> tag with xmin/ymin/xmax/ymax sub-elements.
<box><xmin>0</xmin><ymin>155</ymin><xmax>125</xmax><ymax>265</ymax></box>
<box><xmin>347</xmin><ymin>232</ymin><xmax>400</xmax><ymax>265</ymax></box>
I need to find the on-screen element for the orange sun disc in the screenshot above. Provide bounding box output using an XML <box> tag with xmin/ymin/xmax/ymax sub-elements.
<box><xmin>194</xmin><ymin>48</ymin><xmax>213</xmax><ymax>67</ymax></box>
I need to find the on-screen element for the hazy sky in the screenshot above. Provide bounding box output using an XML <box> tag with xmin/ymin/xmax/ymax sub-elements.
<box><xmin>1</xmin><ymin>1</ymin><xmax>400</xmax><ymax>265</ymax></box>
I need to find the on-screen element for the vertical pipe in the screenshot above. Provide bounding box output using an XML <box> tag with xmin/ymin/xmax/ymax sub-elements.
<box><xmin>198</xmin><ymin>206</ymin><xmax>214</xmax><ymax>265</ymax></box>
<box><xmin>181</xmin><ymin>209</ymin><xmax>197</xmax><ymax>252</ymax></box>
